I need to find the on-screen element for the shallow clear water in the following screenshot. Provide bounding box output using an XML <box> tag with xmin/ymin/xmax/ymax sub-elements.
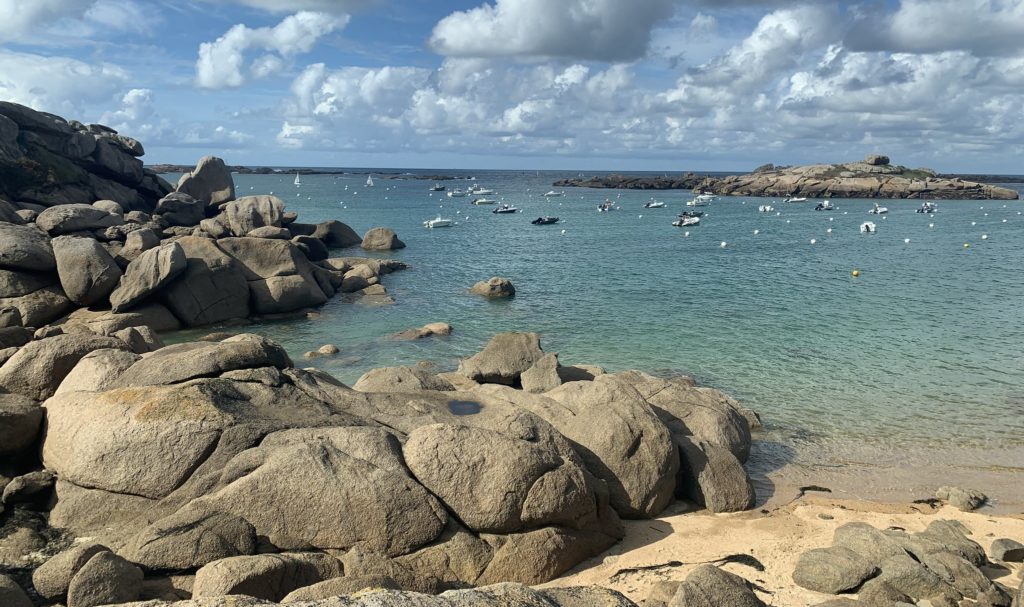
<box><xmin>174</xmin><ymin>170</ymin><xmax>1024</xmax><ymax>506</ymax></box>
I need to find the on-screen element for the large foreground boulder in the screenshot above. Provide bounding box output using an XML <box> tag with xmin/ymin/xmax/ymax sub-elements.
<box><xmin>670</xmin><ymin>565</ymin><xmax>765</xmax><ymax>607</ymax></box>
<box><xmin>52</xmin><ymin>235</ymin><xmax>122</xmax><ymax>306</ymax></box>
<box><xmin>155</xmin><ymin>191</ymin><xmax>205</xmax><ymax>226</ymax></box>
<box><xmin>217</xmin><ymin>237</ymin><xmax>327</xmax><ymax>314</ymax></box>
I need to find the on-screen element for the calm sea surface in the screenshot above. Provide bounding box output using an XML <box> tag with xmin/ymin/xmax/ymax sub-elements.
<box><xmin>170</xmin><ymin>170</ymin><xmax>1024</xmax><ymax>508</ymax></box>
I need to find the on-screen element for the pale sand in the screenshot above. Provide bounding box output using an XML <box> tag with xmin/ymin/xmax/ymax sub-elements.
<box><xmin>543</xmin><ymin>495</ymin><xmax>1024</xmax><ymax>606</ymax></box>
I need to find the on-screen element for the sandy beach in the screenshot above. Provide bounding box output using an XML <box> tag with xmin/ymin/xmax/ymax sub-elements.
<box><xmin>546</xmin><ymin>495</ymin><xmax>1024</xmax><ymax>605</ymax></box>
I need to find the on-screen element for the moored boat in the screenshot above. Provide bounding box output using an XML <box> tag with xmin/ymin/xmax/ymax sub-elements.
<box><xmin>860</xmin><ymin>221</ymin><xmax>877</xmax><ymax>233</ymax></box>
<box><xmin>672</xmin><ymin>216</ymin><xmax>701</xmax><ymax>227</ymax></box>
<box><xmin>471</xmin><ymin>197</ymin><xmax>497</xmax><ymax>205</ymax></box>
<box><xmin>814</xmin><ymin>201</ymin><xmax>835</xmax><ymax>211</ymax></box>
<box><xmin>429</xmin><ymin>183</ymin><xmax>445</xmax><ymax>191</ymax></box>
<box><xmin>532</xmin><ymin>216</ymin><xmax>559</xmax><ymax>225</ymax></box>
<box><xmin>644</xmin><ymin>200</ymin><xmax>666</xmax><ymax>208</ymax></box>
<box><xmin>447</xmin><ymin>189</ymin><xmax>468</xmax><ymax>198</ymax></box>
<box><xmin>424</xmin><ymin>216</ymin><xmax>454</xmax><ymax>228</ymax></box>
<box><xmin>868</xmin><ymin>203</ymin><xmax>888</xmax><ymax>214</ymax></box>
<box><xmin>543</xmin><ymin>190</ymin><xmax>564</xmax><ymax>197</ymax></box>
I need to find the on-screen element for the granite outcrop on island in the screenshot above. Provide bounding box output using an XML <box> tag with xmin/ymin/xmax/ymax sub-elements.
<box><xmin>0</xmin><ymin>102</ymin><xmax>408</xmax><ymax>333</ymax></box>
<box><xmin>695</xmin><ymin>155</ymin><xmax>1019</xmax><ymax>200</ymax></box>
<box><xmin>553</xmin><ymin>173</ymin><xmax>709</xmax><ymax>191</ymax></box>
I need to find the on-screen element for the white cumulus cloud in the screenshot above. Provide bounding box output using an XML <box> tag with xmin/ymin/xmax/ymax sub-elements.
<box><xmin>429</xmin><ymin>0</ymin><xmax>675</xmax><ymax>61</ymax></box>
<box><xmin>0</xmin><ymin>49</ymin><xmax>128</xmax><ymax>115</ymax></box>
<box><xmin>195</xmin><ymin>11</ymin><xmax>349</xmax><ymax>89</ymax></box>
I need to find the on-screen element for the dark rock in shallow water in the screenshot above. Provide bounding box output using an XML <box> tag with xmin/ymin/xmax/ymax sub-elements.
<box><xmin>458</xmin><ymin>332</ymin><xmax>545</xmax><ymax>385</ymax></box>
<box><xmin>471</xmin><ymin>276</ymin><xmax>516</xmax><ymax>298</ymax></box>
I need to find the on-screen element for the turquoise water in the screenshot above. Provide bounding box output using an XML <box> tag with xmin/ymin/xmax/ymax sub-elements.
<box><xmin>174</xmin><ymin>170</ymin><xmax>1024</xmax><ymax>505</ymax></box>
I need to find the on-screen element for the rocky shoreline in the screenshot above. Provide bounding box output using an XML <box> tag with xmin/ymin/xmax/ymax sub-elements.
<box><xmin>1</xmin><ymin>103</ymin><xmax>1022</xmax><ymax>607</ymax></box>
<box><xmin>553</xmin><ymin>156</ymin><xmax>1020</xmax><ymax>200</ymax></box>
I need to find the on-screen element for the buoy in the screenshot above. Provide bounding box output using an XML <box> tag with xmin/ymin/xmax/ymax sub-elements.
<box><xmin>561</xmin><ymin>229</ymin><xmax>566</xmax><ymax>234</ymax></box>
<box><xmin>753</xmin><ymin>229</ymin><xmax>759</xmax><ymax>235</ymax></box>
<box><xmin>1004</xmin><ymin>219</ymin><xmax>1009</xmax><ymax>222</ymax></box>
<box><xmin>964</xmin><ymin>243</ymin><xmax>970</xmax><ymax>248</ymax></box>
<box><xmin>638</xmin><ymin>215</ymin><xmax>643</xmax><ymax>219</ymax></box>
<box><xmin>776</xmin><ymin>212</ymin><xmax>781</xmax><ymax>216</ymax></box>
<box><xmin>786</xmin><ymin>220</ymin><xmax>790</xmax><ymax>224</ymax></box>
<box><xmin>971</xmin><ymin>221</ymin><xmax>976</xmax><ymax>226</ymax></box>
<box><xmin>852</xmin><ymin>270</ymin><xmax>860</xmax><ymax>277</ymax></box>
<box><xmin>829</xmin><ymin>217</ymin><xmax>834</xmax><ymax>222</ymax></box>
<box><xmin>827</xmin><ymin>228</ymin><xmax>832</xmax><ymax>233</ymax></box>
<box><xmin>904</xmin><ymin>238</ymin><xmax>910</xmax><ymax>244</ymax></box>
<box><xmin>929</xmin><ymin>223</ymin><xmax>934</xmax><ymax>228</ymax></box>
<box><xmin>810</xmin><ymin>239</ymin><xmax>816</xmax><ymax>244</ymax></box>
<box><xmin>684</xmin><ymin>231</ymin><xmax>690</xmax><ymax>237</ymax></box>
<box><xmin>720</xmin><ymin>241</ymin><xmax>727</xmax><ymax>248</ymax></box>
<box><xmin>981</xmin><ymin>234</ymin><xmax>988</xmax><ymax>240</ymax></box>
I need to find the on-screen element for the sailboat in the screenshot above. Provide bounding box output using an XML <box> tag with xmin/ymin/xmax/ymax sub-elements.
<box><xmin>366</xmin><ymin>175</ymin><xmax>374</xmax><ymax>187</ymax></box>
<box><xmin>294</xmin><ymin>173</ymin><xmax>301</xmax><ymax>186</ymax></box>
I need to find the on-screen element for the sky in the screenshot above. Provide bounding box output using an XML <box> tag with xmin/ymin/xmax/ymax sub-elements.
<box><xmin>1</xmin><ymin>0</ymin><xmax>1022</xmax><ymax>172</ymax></box>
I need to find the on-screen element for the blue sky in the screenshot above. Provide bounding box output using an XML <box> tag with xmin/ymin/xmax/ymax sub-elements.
<box><xmin>1</xmin><ymin>0</ymin><xmax>1022</xmax><ymax>172</ymax></box>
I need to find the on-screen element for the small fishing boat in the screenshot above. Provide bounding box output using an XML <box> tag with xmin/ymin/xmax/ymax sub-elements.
<box><xmin>469</xmin><ymin>186</ymin><xmax>495</xmax><ymax>195</ymax></box>
<box><xmin>686</xmin><ymin>195</ymin><xmax>715</xmax><ymax>207</ymax></box>
<box><xmin>542</xmin><ymin>190</ymin><xmax>564</xmax><ymax>197</ymax></box>
<box><xmin>860</xmin><ymin>221</ymin><xmax>877</xmax><ymax>233</ymax></box>
<box><xmin>758</xmin><ymin>204</ymin><xmax>774</xmax><ymax>213</ymax></box>
<box><xmin>532</xmin><ymin>216</ymin><xmax>559</xmax><ymax>225</ymax></box>
<box><xmin>429</xmin><ymin>183</ymin><xmax>445</xmax><ymax>191</ymax></box>
<box><xmin>644</xmin><ymin>200</ymin><xmax>666</xmax><ymax>208</ymax></box>
<box><xmin>597</xmin><ymin>200</ymin><xmax>616</xmax><ymax>212</ymax></box>
<box><xmin>424</xmin><ymin>216</ymin><xmax>453</xmax><ymax>228</ymax></box>
<box><xmin>868</xmin><ymin>203</ymin><xmax>888</xmax><ymax>215</ymax></box>
<box><xmin>814</xmin><ymin>201</ymin><xmax>835</xmax><ymax>211</ymax></box>
<box><xmin>294</xmin><ymin>173</ymin><xmax>301</xmax><ymax>186</ymax></box>
<box><xmin>366</xmin><ymin>175</ymin><xmax>374</xmax><ymax>187</ymax></box>
<box><xmin>784</xmin><ymin>196</ymin><xmax>807</xmax><ymax>203</ymax></box>
<box><xmin>672</xmin><ymin>216</ymin><xmax>701</xmax><ymax>227</ymax></box>
<box><xmin>916</xmin><ymin>201</ymin><xmax>937</xmax><ymax>213</ymax></box>
<box><xmin>447</xmin><ymin>189</ymin><xmax>468</xmax><ymax>198</ymax></box>
<box><xmin>678</xmin><ymin>210</ymin><xmax>704</xmax><ymax>218</ymax></box>
<box><xmin>492</xmin><ymin>204</ymin><xmax>518</xmax><ymax>214</ymax></box>
<box><xmin>471</xmin><ymin>197</ymin><xmax>497</xmax><ymax>205</ymax></box>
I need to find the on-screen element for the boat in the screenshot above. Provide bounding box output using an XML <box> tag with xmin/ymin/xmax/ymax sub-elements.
<box><xmin>758</xmin><ymin>204</ymin><xmax>774</xmax><ymax>213</ymax></box>
<box><xmin>678</xmin><ymin>210</ymin><xmax>704</xmax><ymax>218</ymax></box>
<box><xmin>686</xmin><ymin>195</ymin><xmax>715</xmax><ymax>207</ymax></box>
<box><xmin>294</xmin><ymin>173</ymin><xmax>301</xmax><ymax>186</ymax></box>
<box><xmin>643</xmin><ymin>200</ymin><xmax>666</xmax><ymax>208</ymax></box>
<box><xmin>916</xmin><ymin>201</ymin><xmax>938</xmax><ymax>213</ymax></box>
<box><xmin>672</xmin><ymin>216</ymin><xmax>701</xmax><ymax>227</ymax></box>
<box><xmin>423</xmin><ymin>216</ymin><xmax>453</xmax><ymax>228</ymax></box>
<box><xmin>542</xmin><ymin>190</ymin><xmax>564</xmax><ymax>197</ymax></box>
<box><xmin>814</xmin><ymin>201</ymin><xmax>835</xmax><ymax>211</ymax></box>
<box><xmin>531</xmin><ymin>216</ymin><xmax>559</xmax><ymax>225</ymax></box>
<box><xmin>597</xmin><ymin>200</ymin><xmax>616</xmax><ymax>212</ymax></box>
<box><xmin>784</xmin><ymin>197</ymin><xmax>808</xmax><ymax>203</ymax></box>
<box><xmin>447</xmin><ymin>189</ymin><xmax>468</xmax><ymax>198</ymax></box>
<box><xmin>868</xmin><ymin>203</ymin><xmax>888</xmax><ymax>215</ymax></box>
<box><xmin>469</xmin><ymin>186</ymin><xmax>495</xmax><ymax>195</ymax></box>
<box><xmin>860</xmin><ymin>221</ymin><xmax>877</xmax><ymax>233</ymax></box>
<box><xmin>366</xmin><ymin>175</ymin><xmax>374</xmax><ymax>187</ymax></box>
<box><xmin>492</xmin><ymin>204</ymin><xmax>518</xmax><ymax>214</ymax></box>
<box><xmin>429</xmin><ymin>183</ymin><xmax>445</xmax><ymax>192</ymax></box>
<box><xmin>471</xmin><ymin>197</ymin><xmax>497</xmax><ymax>205</ymax></box>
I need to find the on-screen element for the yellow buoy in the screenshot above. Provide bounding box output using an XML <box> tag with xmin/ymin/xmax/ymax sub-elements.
<box><xmin>852</xmin><ymin>270</ymin><xmax>860</xmax><ymax>277</ymax></box>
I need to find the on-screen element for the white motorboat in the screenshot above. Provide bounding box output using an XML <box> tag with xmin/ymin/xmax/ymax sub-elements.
<box><xmin>644</xmin><ymin>200</ymin><xmax>666</xmax><ymax>208</ymax></box>
<box><xmin>814</xmin><ymin>201</ymin><xmax>835</xmax><ymax>211</ymax></box>
<box><xmin>294</xmin><ymin>173</ymin><xmax>301</xmax><ymax>186</ymax></box>
<box><xmin>597</xmin><ymin>200</ymin><xmax>616</xmax><ymax>212</ymax></box>
<box><xmin>429</xmin><ymin>183</ymin><xmax>445</xmax><ymax>192</ymax></box>
<box><xmin>686</xmin><ymin>193</ymin><xmax>716</xmax><ymax>207</ymax></box>
<box><xmin>492</xmin><ymin>204</ymin><xmax>518</xmax><ymax>214</ymax></box>
<box><xmin>758</xmin><ymin>204</ymin><xmax>774</xmax><ymax>213</ymax></box>
<box><xmin>861</xmin><ymin>221</ymin><xmax>877</xmax><ymax>233</ymax></box>
<box><xmin>543</xmin><ymin>190</ymin><xmax>564</xmax><ymax>197</ymax></box>
<box><xmin>469</xmin><ymin>186</ymin><xmax>495</xmax><ymax>195</ymax></box>
<box><xmin>424</xmin><ymin>216</ymin><xmax>454</xmax><ymax>228</ymax></box>
<box><xmin>868</xmin><ymin>203</ymin><xmax>888</xmax><ymax>215</ymax></box>
<box><xmin>784</xmin><ymin>197</ymin><xmax>808</xmax><ymax>203</ymax></box>
<box><xmin>447</xmin><ymin>189</ymin><xmax>468</xmax><ymax>198</ymax></box>
<box><xmin>916</xmin><ymin>202</ymin><xmax>937</xmax><ymax>213</ymax></box>
<box><xmin>471</xmin><ymin>197</ymin><xmax>497</xmax><ymax>205</ymax></box>
<box><xmin>366</xmin><ymin>175</ymin><xmax>374</xmax><ymax>187</ymax></box>
<box><xmin>672</xmin><ymin>216</ymin><xmax>701</xmax><ymax>227</ymax></box>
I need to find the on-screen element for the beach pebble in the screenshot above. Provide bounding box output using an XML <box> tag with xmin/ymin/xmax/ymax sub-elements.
<box><xmin>935</xmin><ymin>486</ymin><xmax>986</xmax><ymax>511</ymax></box>
<box><xmin>991</xmin><ymin>538</ymin><xmax>1024</xmax><ymax>562</ymax></box>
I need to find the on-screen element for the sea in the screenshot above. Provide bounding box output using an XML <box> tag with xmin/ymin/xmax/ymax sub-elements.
<box><xmin>168</xmin><ymin>169</ymin><xmax>1024</xmax><ymax>510</ymax></box>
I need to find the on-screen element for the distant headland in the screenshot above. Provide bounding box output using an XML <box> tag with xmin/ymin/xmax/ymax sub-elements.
<box><xmin>146</xmin><ymin>164</ymin><xmax>467</xmax><ymax>181</ymax></box>
<box><xmin>555</xmin><ymin>155</ymin><xmax>1020</xmax><ymax>200</ymax></box>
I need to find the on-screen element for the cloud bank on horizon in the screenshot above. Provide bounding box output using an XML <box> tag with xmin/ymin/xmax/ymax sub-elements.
<box><xmin>0</xmin><ymin>0</ymin><xmax>1022</xmax><ymax>172</ymax></box>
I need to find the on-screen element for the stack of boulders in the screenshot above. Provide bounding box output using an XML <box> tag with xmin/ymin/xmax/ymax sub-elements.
<box><xmin>0</xmin><ymin>103</ymin><xmax>408</xmax><ymax>333</ymax></box>
<box><xmin>794</xmin><ymin>521</ymin><xmax>1022</xmax><ymax>606</ymax></box>
<box><xmin>0</xmin><ymin>329</ymin><xmax>759</xmax><ymax>605</ymax></box>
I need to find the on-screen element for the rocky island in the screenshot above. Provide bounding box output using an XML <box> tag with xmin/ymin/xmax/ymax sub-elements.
<box><xmin>1</xmin><ymin>102</ymin><xmax>1022</xmax><ymax>607</ymax></box>
<box><xmin>696</xmin><ymin>155</ymin><xmax>1019</xmax><ymax>200</ymax></box>
<box><xmin>553</xmin><ymin>156</ymin><xmax>1019</xmax><ymax>200</ymax></box>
